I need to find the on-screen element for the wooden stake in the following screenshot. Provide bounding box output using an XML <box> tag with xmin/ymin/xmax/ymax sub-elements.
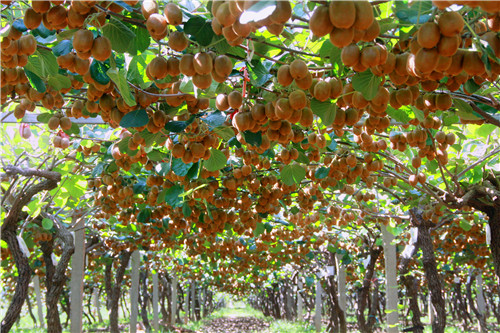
<box><xmin>382</xmin><ymin>224</ymin><xmax>399</xmax><ymax>333</ymax></box>
<box><xmin>70</xmin><ymin>219</ymin><xmax>86</xmax><ymax>333</ymax></box>
<box><xmin>152</xmin><ymin>272</ymin><xmax>159</xmax><ymax>332</ymax></box>
<box><xmin>129</xmin><ymin>250</ymin><xmax>140</xmax><ymax>333</ymax></box>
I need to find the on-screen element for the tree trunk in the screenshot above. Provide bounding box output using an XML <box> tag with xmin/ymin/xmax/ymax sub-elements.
<box><xmin>105</xmin><ymin>251</ymin><xmax>132</xmax><ymax>333</ymax></box>
<box><xmin>414</xmin><ymin>207</ymin><xmax>446</xmax><ymax>333</ymax></box>
<box><xmin>486</xmin><ymin>207</ymin><xmax>500</xmax><ymax>290</ymax></box>
<box><xmin>26</xmin><ymin>294</ymin><xmax>37</xmax><ymax>327</ymax></box>
<box><xmin>357</xmin><ymin>246</ymin><xmax>381</xmax><ymax>333</ymax></box>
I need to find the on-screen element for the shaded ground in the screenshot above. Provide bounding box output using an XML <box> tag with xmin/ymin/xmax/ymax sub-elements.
<box><xmin>197</xmin><ymin>316</ymin><xmax>270</xmax><ymax>333</ymax></box>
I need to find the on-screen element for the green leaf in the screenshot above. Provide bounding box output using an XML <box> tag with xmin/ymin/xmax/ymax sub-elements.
<box><xmin>204</xmin><ymin>149</ymin><xmax>227</xmax><ymax>172</ymax></box>
<box><xmin>147</xmin><ymin>150</ymin><xmax>168</xmax><ymax>162</ymax></box>
<box><xmin>107</xmin><ymin>68</ymin><xmax>136</xmax><ymax>107</ymax></box>
<box><xmin>47</xmin><ymin>74</ymin><xmax>71</xmax><ymax>91</ymax></box>
<box><xmin>184</xmin><ymin>16</ymin><xmax>215</xmax><ymax>46</ymax></box>
<box><xmin>137</xmin><ymin>208</ymin><xmax>151</xmax><ymax>223</ymax></box>
<box><xmin>464</xmin><ymin>79</ymin><xmax>481</xmax><ymax>94</ymax></box>
<box><xmin>102</xmin><ymin>17</ymin><xmax>135</xmax><ymax>53</ymax></box>
<box><xmin>386</xmin><ymin>105</ymin><xmax>412</xmax><ymax>123</ymax></box>
<box><xmin>171</xmin><ymin>158</ymin><xmax>193</xmax><ymax>176</ymax></box>
<box><xmin>351</xmin><ymin>70</ymin><xmax>382</xmax><ymax>101</ymax></box>
<box><xmin>127</xmin><ymin>51</ymin><xmax>155</xmax><ymax>89</ymax></box>
<box><xmin>280</xmin><ymin>164</ymin><xmax>306</xmax><ymax>186</ymax></box>
<box><xmin>25</xmin><ymin>70</ymin><xmax>46</xmax><ymax>93</ymax></box>
<box><xmin>310</xmin><ymin>99</ymin><xmax>336</xmax><ymax>126</ymax></box>
<box><xmin>164</xmin><ymin>185</ymin><xmax>184</xmax><ymax>207</ymax></box>
<box><xmin>475</xmin><ymin>124</ymin><xmax>497</xmax><ymax>138</ymax></box>
<box><xmin>453</xmin><ymin>99</ymin><xmax>482</xmax><ymax>120</ymax></box>
<box><xmin>247</xmin><ymin>60</ymin><xmax>273</xmax><ymax>87</ymax></box>
<box><xmin>42</xmin><ymin>218</ymin><xmax>53</xmax><ymax>230</ymax></box>
<box><xmin>164</xmin><ymin>116</ymin><xmax>196</xmax><ymax>132</ymax></box>
<box><xmin>459</xmin><ymin>220</ymin><xmax>472</xmax><ymax>231</ymax></box>
<box><xmin>314</xmin><ymin>167</ymin><xmax>329</xmax><ymax>179</ymax></box>
<box><xmin>186</xmin><ymin>162</ymin><xmax>199</xmax><ymax>180</ymax></box>
<box><xmin>213</xmin><ymin>126</ymin><xmax>235</xmax><ymax>140</ymax></box>
<box><xmin>90</xmin><ymin>60</ymin><xmax>111</xmax><ymax>85</ymax></box>
<box><xmin>254</xmin><ymin>222</ymin><xmax>266</xmax><ymax>237</ymax></box>
<box><xmin>411</xmin><ymin>106</ymin><xmax>425</xmax><ymax>122</ymax></box>
<box><xmin>127</xmin><ymin>23</ymin><xmax>151</xmax><ymax>55</ymax></box>
<box><xmin>25</xmin><ymin>49</ymin><xmax>59</xmax><ymax>79</ymax></box>
<box><xmin>182</xmin><ymin>202</ymin><xmax>192</xmax><ymax>218</ymax></box>
<box><xmin>243</xmin><ymin>131</ymin><xmax>262</xmax><ymax>146</ymax></box>
<box><xmin>52</xmin><ymin>40</ymin><xmax>72</xmax><ymax>56</ymax></box>
<box><xmin>37</xmin><ymin>113</ymin><xmax>52</xmax><ymax>123</ymax></box>
<box><xmin>119</xmin><ymin>109</ymin><xmax>149</xmax><ymax>128</ymax></box>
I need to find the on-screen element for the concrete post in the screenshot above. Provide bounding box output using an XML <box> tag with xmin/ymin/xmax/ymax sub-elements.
<box><xmin>129</xmin><ymin>250</ymin><xmax>140</xmax><ymax>333</ymax></box>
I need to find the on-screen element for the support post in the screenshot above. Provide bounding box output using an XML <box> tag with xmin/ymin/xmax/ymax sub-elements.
<box><xmin>171</xmin><ymin>275</ymin><xmax>178</xmax><ymax>326</ymax></box>
<box><xmin>152</xmin><ymin>272</ymin><xmax>159</xmax><ymax>332</ymax></box>
<box><xmin>184</xmin><ymin>283</ymin><xmax>189</xmax><ymax>324</ymax></box>
<box><xmin>336</xmin><ymin>253</ymin><xmax>346</xmax><ymax>313</ymax></box>
<box><xmin>129</xmin><ymin>250</ymin><xmax>140</xmax><ymax>333</ymax></box>
<box><xmin>297</xmin><ymin>277</ymin><xmax>303</xmax><ymax>321</ymax></box>
<box><xmin>92</xmin><ymin>287</ymin><xmax>103</xmax><ymax>323</ymax></box>
<box><xmin>191</xmin><ymin>281</ymin><xmax>196</xmax><ymax>321</ymax></box>
<box><xmin>382</xmin><ymin>224</ymin><xmax>399</xmax><ymax>333</ymax></box>
<box><xmin>33</xmin><ymin>275</ymin><xmax>45</xmax><ymax>329</ymax></box>
<box><xmin>315</xmin><ymin>278</ymin><xmax>322</xmax><ymax>333</ymax></box>
<box><xmin>70</xmin><ymin>220</ymin><xmax>86</xmax><ymax>333</ymax></box>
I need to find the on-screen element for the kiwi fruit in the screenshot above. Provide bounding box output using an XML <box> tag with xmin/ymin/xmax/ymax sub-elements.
<box><xmin>310</xmin><ymin>5</ymin><xmax>333</xmax><ymax>37</ymax></box>
<box><xmin>17</xmin><ymin>35</ymin><xmax>37</xmax><ymax>56</ymax></box>
<box><xmin>329</xmin><ymin>27</ymin><xmax>354</xmax><ymax>48</ymax></box>
<box><xmin>214</xmin><ymin>55</ymin><xmax>233</xmax><ymax>77</ymax></box>
<box><xmin>438</xmin><ymin>11</ymin><xmax>464</xmax><ymax>37</ymax></box>
<box><xmin>228</xmin><ymin>91</ymin><xmax>243</xmax><ymax>109</ymax></box>
<box><xmin>352</xmin><ymin>91</ymin><xmax>369</xmax><ymax>109</ymax></box>
<box><xmin>417</xmin><ymin>22</ymin><xmax>441</xmax><ymax>49</ymax></box>
<box><xmin>275</xmin><ymin>98</ymin><xmax>292</xmax><ymax>120</ymax></box>
<box><xmin>48</xmin><ymin>116</ymin><xmax>60</xmax><ymax>130</ymax></box>
<box><xmin>46</xmin><ymin>5</ymin><xmax>67</xmax><ymax>27</ymax></box>
<box><xmin>74</xmin><ymin>57</ymin><xmax>90</xmax><ymax>75</ymax></box>
<box><xmin>341</xmin><ymin>44</ymin><xmax>360</xmax><ymax>67</ymax></box>
<box><xmin>481</xmin><ymin>31</ymin><xmax>500</xmax><ymax>58</ymax></box>
<box><xmin>216</xmin><ymin>3</ymin><xmax>236</xmax><ymax>28</ymax></box>
<box><xmin>353</xmin><ymin>1</ymin><xmax>374</xmax><ymax>31</ymax></box>
<box><xmin>211</xmin><ymin>17</ymin><xmax>223</xmax><ymax>36</ymax></box>
<box><xmin>360</xmin><ymin>46</ymin><xmax>380</xmax><ymax>68</ymax></box>
<box><xmin>91</xmin><ymin>36</ymin><xmax>112</xmax><ymax>61</ymax></box>
<box><xmin>288</xmin><ymin>90</ymin><xmax>307</xmax><ymax>110</ymax></box>
<box><xmin>361</xmin><ymin>19</ymin><xmax>380</xmax><ymax>42</ymax></box>
<box><xmin>193</xmin><ymin>52</ymin><xmax>213</xmax><ymax>75</ymax></box>
<box><xmin>289</xmin><ymin>59</ymin><xmax>308</xmax><ymax>80</ymax></box>
<box><xmin>148</xmin><ymin>56</ymin><xmax>169</xmax><ymax>80</ymax></box>
<box><xmin>233</xmin><ymin>20</ymin><xmax>252</xmax><ymax>38</ymax></box>
<box><xmin>222</xmin><ymin>25</ymin><xmax>239</xmax><ymax>42</ymax></box>
<box><xmin>329</xmin><ymin>77</ymin><xmax>343</xmax><ymax>99</ymax></box>
<box><xmin>435</xmin><ymin>93</ymin><xmax>452</xmax><ymax>111</ymax></box>
<box><xmin>445</xmin><ymin>50</ymin><xmax>465</xmax><ymax>76</ymax></box>
<box><xmin>329</xmin><ymin>1</ymin><xmax>355</xmax><ymax>29</ymax></box>
<box><xmin>24</xmin><ymin>8</ymin><xmax>42</xmax><ymax>30</ymax></box>
<box><xmin>164</xmin><ymin>3</ymin><xmax>183</xmax><ymax>26</ymax></box>
<box><xmin>437</xmin><ymin>34</ymin><xmax>460</xmax><ymax>57</ymax></box>
<box><xmin>395</xmin><ymin>89</ymin><xmax>412</xmax><ymax>106</ymax></box>
<box><xmin>314</xmin><ymin>80</ymin><xmax>331</xmax><ymax>102</ymax></box>
<box><xmin>299</xmin><ymin>107</ymin><xmax>314</xmax><ymax>127</ymax></box>
<box><xmin>167</xmin><ymin>57</ymin><xmax>180</xmax><ymax>77</ymax></box>
<box><xmin>60</xmin><ymin>116</ymin><xmax>72</xmax><ymax>130</ymax></box>
<box><xmin>277</xmin><ymin>65</ymin><xmax>293</xmax><ymax>86</ymax></box>
<box><xmin>73</xmin><ymin>29</ymin><xmax>94</xmax><ymax>53</ymax></box>
<box><xmin>295</xmin><ymin>72</ymin><xmax>313</xmax><ymax>90</ymax></box>
<box><xmin>147</xmin><ymin>13</ymin><xmax>168</xmax><ymax>36</ymax></box>
<box><xmin>168</xmin><ymin>31</ymin><xmax>189</xmax><ymax>52</ymax></box>
<box><xmin>415</xmin><ymin>47</ymin><xmax>439</xmax><ymax>74</ymax></box>
<box><xmin>462</xmin><ymin>51</ymin><xmax>485</xmax><ymax>76</ymax></box>
<box><xmin>32</xmin><ymin>1</ymin><xmax>51</xmax><ymax>14</ymax></box>
<box><xmin>180</xmin><ymin>54</ymin><xmax>196</xmax><ymax>76</ymax></box>
<box><xmin>270</xmin><ymin>1</ymin><xmax>292</xmax><ymax>25</ymax></box>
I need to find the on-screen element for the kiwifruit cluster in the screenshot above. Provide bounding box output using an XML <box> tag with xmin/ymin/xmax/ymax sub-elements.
<box><xmin>177</xmin><ymin>52</ymin><xmax>232</xmax><ymax>89</ymax></box>
<box><xmin>53</xmin><ymin>133</ymin><xmax>70</xmax><ymax>149</ymax></box>
<box><xmin>1</xmin><ymin>29</ymin><xmax>36</xmax><ymax>69</ymax></box>
<box><xmin>144</xmin><ymin>1</ymin><xmax>183</xmax><ymax>40</ymax></box>
<box><xmin>211</xmin><ymin>0</ymin><xmax>292</xmax><ymax>45</ymax></box>
<box><xmin>309</xmin><ymin>1</ymin><xmax>377</xmax><ymax>47</ymax></box>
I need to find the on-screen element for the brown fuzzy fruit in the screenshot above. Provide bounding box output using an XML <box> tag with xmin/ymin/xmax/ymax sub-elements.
<box><xmin>329</xmin><ymin>1</ymin><xmax>355</xmax><ymax>29</ymax></box>
<box><xmin>167</xmin><ymin>57</ymin><xmax>180</xmax><ymax>77</ymax></box>
<box><xmin>32</xmin><ymin>1</ymin><xmax>51</xmax><ymax>14</ymax></box>
<box><xmin>164</xmin><ymin>3</ymin><xmax>183</xmax><ymax>26</ymax></box>
<box><xmin>277</xmin><ymin>65</ymin><xmax>293</xmax><ymax>86</ymax></box>
<box><xmin>353</xmin><ymin>1</ymin><xmax>374</xmax><ymax>30</ymax></box>
<box><xmin>214</xmin><ymin>55</ymin><xmax>232</xmax><ymax>78</ymax></box>
<box><xmin>17</xmin><ymin>35</ymin><xmax>37</xmax><ymax>55</ymax></box>
<box><xmin>24</xmin><ymin>8</ymin><xmax>42</xmax><ymax>30</ymax></box>
<box><xmin>300</xmin><ymin>107</ymin><xmax>314</xmax><ymax>127</ymax></box>
<box><xmin>60</xmin><ymin>116</ymin><xmax>72</xmax><ymax>130</ymax></box>
<box><xmin>289</xmin><ymin>59</ymin><xmax>308</xmax><ymax>80</ymax></box>
<box><xmin>435</xmin><ymin>93</ymin><xmax>452</xmax><ymax>111</ymax></box>
<box><xmin>216</xmin><ymin>94</ymin><xmax>229</xmax><ymax>111</ymax></box>
<box><xmin>91</xmin><ymin>36</ymin><xmax>112</xmax><ymax>61</ymax></box>
<box><xmin>141</xmin><ymin>0</ymin><xmax>158</xmax><ymax>19</ymax></box>
<box><xmin>46</xmin><ymin>5</ymin><xmax>67</xmax><ymax>26</ymax></box>
<box><xmin>270</xmin><ymin>0</ymin><xmax>292</xmax><ymax>24</ymax></box>
<box><xmin>48</xmin><ymin>116</ymin><xmax>60</xmax><ymax>130</ymax></box>
<box><xmin>148</xmin><ymin>56</ymin><xmax>169</xmax><ymax>80</ymax></box>
<box><xmin>341</xmin><ymin>43</ymin><xmax>360</xmax><ymax>67</ymax></box>
<box><xmin>146</xmin><ymin>13</ymin><xmax>168</xmax><ymax>36</ymax></box>
<box><xmin>417</xmin><ymin>22</ymin><xmax>441</xmax><ymax>49</ymax></box>
<box><xmin>462</xmin><ymin>51</ymin><xmax>485</xmax><ymax>76</ymax></box>
<box><xmin>310</xmin><ymin>5</ymin><xmax>333</xmax><ymax>37</ymax></box>
<box><xmin>228</xmin><ymin>91</ymin><xmax>243</xmax><ymax>109</ymax></box>
<box><xmin>193</xmin><ymin>52</ymin><xmax>213</xmax><ymax>75</ymax></box>
<box><xmin>180</xmin><ymin>54</ymin><xmax>196</xmax><ymax>76</ymax></box>
<box><xmin>73</xmin><ymin>29</ymin><xmax>94</xmax><ymax>53</ymax></box>
<box><xmin>288</xmin><ymin>90</ymin><xmax>307</xmax><ymax>110</ymax></box>
<box><xmin>438</xmin><ymin>11</ymin><xmax>464</xmax><ymax>37</ymax></box>
<box><xmin>314</xmin><ymin>80</ymin><xmax>331</xmax><ymax>102</ymax></box>
<box><xmin>168</xmin><ymin>31</ymin><xmax>189</xmax><ymax>52</ymax></box>
<box><xmin>295</xmin><ymin>72</ymin><xmax>313</xmax><ymax>90</ymax></box>
<box><xmin>216</xmin><ymin>3</ymin><xmax>236</xmax><ymax>27</ymax></box>
<box><xmin>329</xmin><ymin>27</ymin><xmax>354</xmax><ymax>48</ymax></box>
<box><xmin>415</xmin><ymin>47</ymin><xmax>439</xmax><ymax>74</ymax></box>
<box><xmin>192</xmin><ymin>73</ymin><xmax>212</xmax><ymax>89</ymax></box>
<box><xmin>360</xmin><ymin>46</ymin><xmax>380</xmax><ymax>68</ymax></box>
<box><xmin>437</xmin><ymin>34</ymin><xmax>460</xmax><ymax>57</ymax></box>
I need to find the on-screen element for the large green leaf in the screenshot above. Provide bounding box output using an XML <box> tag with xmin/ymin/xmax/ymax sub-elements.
<box><xmin>204</xmin><ymin>149</ymin><xmax>227</xmax><ymax>171</ymax></box>
<box><xmin>126</xmin><ymin>23</ymin><xmax>151</xmax><ymax>55</ymax></box>
<box><xmin>184</xmin><ymin>16</ymin><xmax>214</xmax><ymax>46</ymax></box>
<box><xmin>127</xmin><ymin>51</ymin><xmax>155</xmax><ymax>89</ymax></box>
<box><xmin>47</xmin><ymin>74</ymin><xmax>71</xmax><ymax>91</ymax></box>
<box><xmin>172</xmin><ymin>158</ymin><xmax>193</xmax><ymax>176</ymax></box>
<box><xmin>453</xmin><ymin>99</ymin><xmax>482</xmax><ymax>121</ymax></box>
<box><xmin>243</xmin><ymin>131</ymin><xmax>262</xmax><ymax>146</ymax></box>
<box><xmin>386</xmin><ymin>105</ymin><xmax>412</xmax><ymax>123</ymax></box>
<box><xmin>164</xmin><ymin>185</ymin><xmax>184</xmax><ymax>207</ymax></box>
<box><xmin>310</xmin><ymin>99</ymin><xmax>336</xmax><ymax>126</ymax></box>
<box><xmin>90</xmin><ymin>61</ymin><xmax>111</xmax><ymax>85</ymax></box>
<box><xmin>351</xmin><ymin>70</ymin><xmax>382</xmax><ymax>101</ymax></box>
<box><xmin>280</xmin><ymin>164</ymin><xmax>306</xmax><ymax>186</ymax></box>
<box><xmin>25</xmin><ymin>70</ymin><xmax>46</xmax><ymax>93</ymax></box>
<box><xmin>25</xmin><ymin>49</ymin><xmax>59</xmax><ymax>78</ymax></box>
<box><xmin>164</xmin><ymin>116</ymin><xmax>196</xmax><ymax>132</ymax></box>
<box><xmin>107</xmin><ymin>68</ymin><xmax>136</xmax><ymax>106</ymax></box>
<box><xmin>119</xmin><ymin>109</ymin><xmax>149</xmax><ymax>128</ymax></box>
<box><xmin>102</xmin><ymin>17</ymin><xmax>135</xmax><ymax>53</ymax></box>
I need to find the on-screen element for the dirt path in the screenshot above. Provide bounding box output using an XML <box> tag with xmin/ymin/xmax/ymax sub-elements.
<box><xmin>197</xmin><ymin>316</ymin><xmax>270</xmax><ymax>333</ymax></box>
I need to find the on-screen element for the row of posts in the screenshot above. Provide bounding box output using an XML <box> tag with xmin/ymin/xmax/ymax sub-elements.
<box><xmin>28</xmin><ymin>223</ymin><xmax>487</xmax><ymax>332</ymax></box>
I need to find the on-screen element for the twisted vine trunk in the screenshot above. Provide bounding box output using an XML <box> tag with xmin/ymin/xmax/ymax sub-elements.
<box><xmin>357</xmin><ymin>246</ymin><xmax>381</xmax><ymax>333</ymax></box>
<box><xmin>105</xmin><ymin>251</ymin><xmax>132</xmax><ymax>333</ymax></box>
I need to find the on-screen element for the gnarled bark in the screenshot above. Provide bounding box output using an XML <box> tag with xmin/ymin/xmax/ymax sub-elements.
<box><xmin>356</xmin><ymin>246</ymin><xmax>381</xmax><ymax>333</ymax></box>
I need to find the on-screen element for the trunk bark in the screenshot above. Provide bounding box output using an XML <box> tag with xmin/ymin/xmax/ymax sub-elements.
<box><xmin>104</xmin><ymin>250</ymin><xmax>132</xmax><ymax>333</ymax></box>
<box><xmin>413</xmin><ymin>207</ymin><xmax>446</xmax><ymax>333</ymax></box>
<box><xmin>357</xmin><ymin>246</ymin><xmax>382</xmax><ymax>333</ymax></box>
